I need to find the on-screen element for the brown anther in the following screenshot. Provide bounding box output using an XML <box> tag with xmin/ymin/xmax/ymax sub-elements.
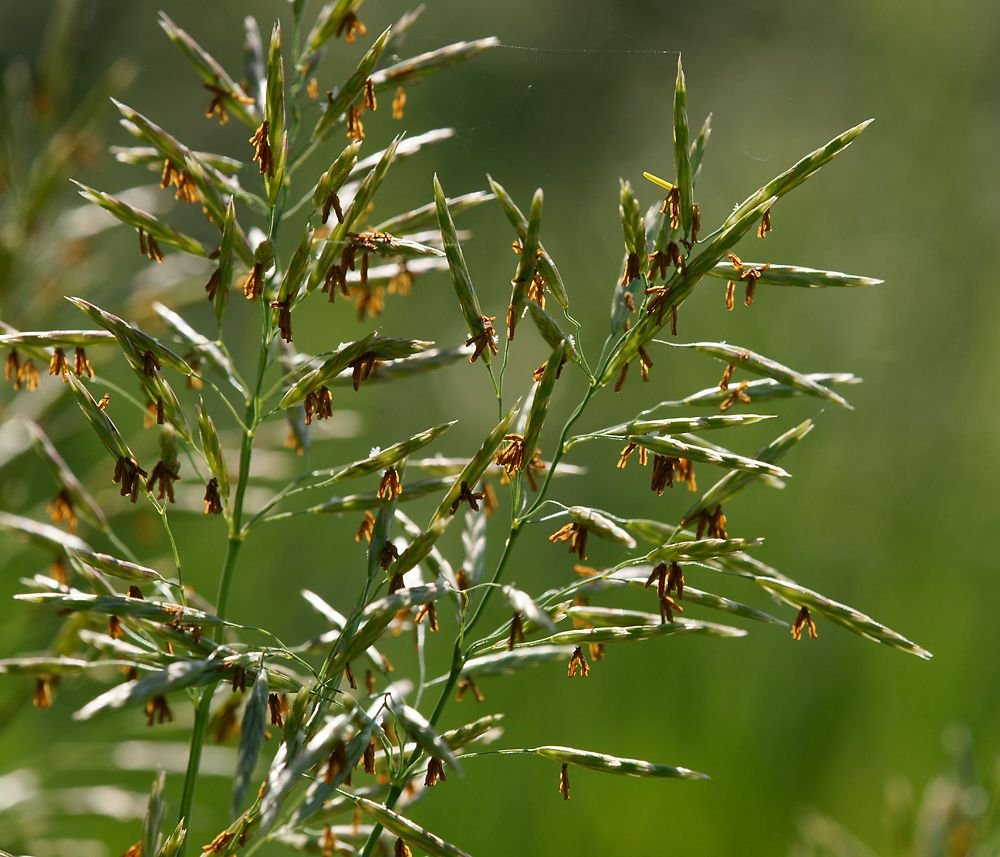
<box><xmin>47</xmin><ymin>490</ymin><xmax>77</xmax><ymax>532</ymax></box>
<box><xmin>725</xmin><ymin>280</ymin><xmax>736</xmax><ymax>311</ymax></box>
<box><xmin>322</xmin><ymin>191</ymin><xmax>344</xmax><ymax>225</ymax></box>
<box><xmin>419</xmin><ymin>756</ymin><xmax>447</xmax><ymax>788</ymax></box>
<box><xmin>388</xmin><ymin>263</ymin><xmax>414</xmax><ymax>296</ymax></box>
<box><xmin>525</xmin><ymin>450</ymin><xmax>545</xmax><ymax>492</ymax></box>
<box><xmin>380</xmin><ymin>542</ymin><xmax>400</xmax><ymax>572</ymax></box>
<box><xmin>666</xmin><ymin>240</ymin><xmax>686</xmax><ymax>272</ymax></box>
<box><xmin>123</xmin><ymin>843</ymin><xmax>142</xmax><ymax>857</ymax></box>
<box><xmin>337</xmin><ymin>11</ymin><xmax>367</xmax><ymax>42</ymax></box>
<box><xmin>616</xmin><ymin>442</ymin><xmax>638</xmax><ymax>470</ymax></box>
<box><xmin>144</xmin><ymin>695</ymin><xmax>173</xmax><ymax>726</ymax></box>
<box><xmin>204</xmin><ymin>269</ymin><xmax>221</xmax><ymax>302</ymax></box>
<box><xmin>72</xmin><ymin>347</ymin><xmax>94</xmax><ymax>379</ymax></box>
<box><xmin>648</xmin><ymin>250</ymin><xmax>670</xmax><ymax>281</ymax></box>
<box><xmin>203</xmin><ymin>477</ymin><xmax>224</xmax><ymax>515</ymax></box>
<box><xmin>137</xmin><ymin>228</ymin><xmax>164</xmax><ymax>263</ymax></box>
<box><xmin>324</xmin><ymin>741</ymin><xmax>350</xmax><ymax>784</ymax></box>
<box><xmin>50</xmin><ymin>558</ymin><xmax>68</xmax><ymax>586</ymax></box>
<box><xmin>351</xmin><ymin>282</ymin><xmax>386</xmax><ymax>320</ymax></box>
<box><xmin>415</xmin><ymin>601</ymin><xmax>440</xmax><ymax>633</ymax></box>
<box><xmin>231</xmin><ymin>665</ymin><xmax>247</xmax><ymax>693</ymax></box>
<box><xmin>621</xmin><ymin>251</ymin><xmax>640</xmax><ymax>286</ymax></box>
<box><xmin>346</xmin><ymin>105</ymin><xmax>364</xmax><ymax>141</ymax></box>
<box><xmin>645</xmin><ymin>562</ymin><xmax>669</xmax><ymax>599</ymax></box>
<box><xmin>638</xmin><ymin>345</ymin><xmax>653</xmax><ymax>382</ymax></box>
<box><xmin>507</xmin><ymin>612</ymin><xmax>525</xmax><ymax>651</ymax></box>
<box><xmin>362</xmin><ymin>737</ymin><xmax>377</xmax><ymax>774</ymax></box>
<box><xmin>662</xmin><ymin>187</ymin><xmax>681</xmax><ymax>229</ymax></box>
<box><xmin>356</xmin><ymin>510</ymin><xmax>376</xmax><ymax>543</ymax></box>
<box><xmin>719</xmin><ymin>362</ymin><xmax>736</xmax><ymax>391</ymax></box>
<box><xmin>33</xmin><ymin>675</ymin><xmax>55</xmax><ymax>708</ymax></box>
<box><xmin>495</xmin><ymin>434</ymin><xmax>527</xmax><ymax>477</ymax></box>
<box><xmin>791</xmin><ymin>605</ymin><xmax>819</xmax><ymax>641</ymax></box>
<box><xmin>365</xmin><ymin>669</ymin><xmax>376</xmax><ymax>694</ymax></box>
<box><xmin>323</xmin><ymin>263</ymin><xmax>348</xmax><ymax>300</ymax></box>
<box><xmin>48</xmin><ymin>348</ymin><xmax>70</xmax><ymax>379</ymax></box>
<box><xmin>242</xmin><ymin>262</ymin><xmax>264</xmax><ymax>301</ymax></box>
<box><xmin>666</xmin><ymin>561</ymin><xmax>684</xmax><ymax>599</ymax></box>
<box><xmin>589</xmin><ymin>642</ymin><xmax>606</xmax><ymax>661</ymax></box>
<box><xmin>675</xmin><ymin>458</ymin><xmax>696</xmax><ymax>492</ymax></box>
<box><xmin>645</xmin><ymin>283</ymin><xmax>674</xmax><ymax>325</ymax></box>
<box><xmin>757</xmin><ymin>208</ymin><xmax>772</xmax><ymax>239</ymax></box>
<box><xmin>145</xmin><ymin>460</ymin><xmax>180</xmax><ymax>505</ymax></box>
<box><xmin>650</xmin><ymin>454</ymin><xmax>677</xmax><ymax>495</ymax></box>
<box><xmin>720</xmin><ymin>380</ymin><xmax>751</xmax><ymax>412</ymax></box>
<box><xmin>392</xmin><ymin>86</ymin><xmax>407</xmax><ymax>120</ymax></box>
<box><xmin>456</xmin><ymin>677</ymin><xmax>484</xmax><ymax>703</ymax></box>
<box><xmin>349</xmin><ymin>351</ymin><xmax>377</xmax><ymax>390</ymax></box>
<box><xmin>113</xmin><ymin>457</ymin><xmax>148</xmax><ymax>503</ymax></box>
<box><xmin>321</xmin><ymin>825</ymin><xmax>336</xmax><ymax>857</ymax></box>
<box><xmin>364</xmin><ymin>78</ymin><xmax>376</xmax><ymax>111</ymax></box>
<box><xmin>466</xmin><ymin>316</ymin><xmax>499</xmax><ymax>363</ymax></box>
<box><xmin>343</xmin><ymin>662</ymin><xmax>357</xmax><ymax>690</ymax></box>
<box><xmin>658</xmin><ymin>593</ymin><xmax>683</xmax><ymax>624</ymax></box>
<box><xmin>160</xmin><ymin>159</ymin><xmax>199</xmax><ymax>204</ymax></box>
<box><xmin>202</xmin><ymin>830</ymin><xmax>236</xmax><ymax>855</ymax></box>
<box><xmin>691</xmin><ymin>203</ymin><xmax>702</xmax><ymax>243</ymax></box>
<box><xmin>5</xmin><ymin>349</ymin><xmax>20</xmax><ymax>387</ymax></box>
<box><xmin>303</xmin><ymin>386</ymin><xmax>334</xmax><ymax>425</ymax></box>
<box><xmin>17</xmin><ymin>358</ymin><xmax>39</xmax><ymax>391</ymax></box>
<box><xmin>127</xmin><ymin>585</ymin><xmax>144</xmax><ymax>599</ymax></box>
<box><xmin>559</xmin><ymin>763</ymin><xmax>571</xmax><ymax>800</ymax></box>
<box><xmin>567</xmin><ymin>646</ymin><xmax>590</xmax><ymax>677</ymax></box>
<box><xmin>249</xmin><ymin>121</ymin><xmax>273</xmax><ymax>177</ymax></box>
<box><xmin>528</xmin><ymin>272</ymin><xmax>546</xmax><ymax>308</ymax></box>
<box><xmin>549</xmin><ymin>523</ymin><xmax>588</xmax><ymax>560</ymax></box>
<box><xmin>394</xmin><ymin>839</ymin><xmax>413</xmax><ymax>857</ymax></box>
<box><xmin>614</xmin><ymin>362</ymin><xmax>629</xmax><ymax>393</ymax></box>
<box><xmin>377</xmin><ymin>467</ymin><xmax>402</xmax><ymax>500</ymax></box>
<box><xmin>108</xmin><ymin>614</ymin><xmax>123</xmax><ymax>639</ymax></box>
<box><xmin>141</xmin><ymin>350</ymin><xmax>160</xmax><ymax>378</ymax></box>
<box><xmin>268</xmin><ymin>298</ymin><xmax>293</xmax><ymax>343</ymax></box>
<box><xmin>306</xmin><ymin>77</ymin><xmax>320</xmax><ymax>100</ymax></box>
<box><xmin>268</xmin><ymin>692</ymin><xmax>287</xmax><ymax>727</ymax></box>
<box><xmin>449</xmin><ymin>480</ymin><xmax>486</xmax><ymax>515</ymax></box>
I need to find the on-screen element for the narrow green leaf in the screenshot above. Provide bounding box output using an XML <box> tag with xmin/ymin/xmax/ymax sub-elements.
<box><xmin>369</xmin><ymin>37</ymin><xmax>500</xmax><ymax>89</ymax></box>
<box><xmin>725</xmin><ymin>119</ymin><xmax>873</xmax><ymax>228</ymax></box>
<box><xmin>434</xmin><ymin>173</ymin><xmax>492</xmax><ymax>362</ymax></box>
<box><xmin>708</xmin><ymin>261</ymin><xmax>882</xmax><ymax>289</ymax></box>
<box><xmin>522</xmin><ymin>341</ymin><xmax>565</xmax><ymax>460</ymax></box>
<box><xmin>567</xmin><ymin>506</ymin><xmax>637</xmax><ymax>549</ymax></box>
<box><xmin>629</xmin><ymin>433</ymin><xmax>790</xmax><ymax>478</ymax></box>
<box><xmin>388</xmin><ymin>700</ymin><xmax>462</xmax><ymax>772</ymax></box>
<box><xmin>355</xmin><ymin>796</ymin><xmax>473</xmax><ymax>857</ymax></box>
<box><xmin>311</xmin><ymin>28</ymin><xmax>390</xmax><ymax>142</ymax></box>
<box><xmin>264</xmin><ymin>23</ymin><xmax>287</xmax><ymax>205</ymax></box>
<box><xmin>536</xmin><ymin>745</ymin><xmax>708</xmax><ymax>780</ymax></box>
<box><xmin>158</xmin><ymin>12</ymin><xmax>258</xmax><ymax>127</ymax></box>
<box><xmin>757</xmin><ymin>577</ymin><xmax>932</xmax><ymax>659</ymax></box>
<box><xmin>502</xmin><ymin>585</ymin><xmax>557</xmax><ymax>635</ymax></box>
<box><xmin>673</xmin><ymin>56</ymin><xmax>693</xmax><ymax>238</ymax></box>
<box><xmin>667</xmin><ymin>341</ymin><xmax>851</xmax><ymax>408</ymax></box>
<box><xmin>142</xmin><ymin>771</ymin><xmax>167</xmax><ymax>857</ymax></box>
<box><xmin>232</xmin><ymin>663</ymin><xmax>268</xmax><ymax>818</ymax></box>
<box><xmin>71</xmin><ymin>181</ymin><xmax>211</xmax><ymax>259</ymax></box>
<box><xmin>430</xmin><ymin>403</ymin><xmax>520</xmax><ymax>524</ymax></box>
<box><xmin>374</xmin><ymin>191</ymin><xmax>493</xmax><ymax>235</ymax></box>
<box><xmin>684</xmin><ymin>419</ymin><xmax>814</xmax><ymax>523</ymax></box>
<box><xmin>66</xmin><ymin>375</ymin><xmax>135</xmax><ymax>462</ymax></box>
<box><xmin>690</xmin><ymin>112</ymin><xmax>712</xmax><ymax>181</ymax></box>
<box><xmin>280</xmin><ymin>334</ymin><xmax>432</xmax><ymax>408</ymax></box>
<box><xmin>488</xmin><ymin>175</ymin><xmax>569</xmax><ymax>309</ymax></box>
<box><xmin>67</xmin><ymin>298</ymin><xmax>194</xmax><ymax>376</ymax></box>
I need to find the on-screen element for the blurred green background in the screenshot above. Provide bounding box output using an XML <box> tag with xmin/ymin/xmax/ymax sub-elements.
<box><xmin>1</xmin><ymin>1</ymin><xmax>998</xmax><ymax>855</ymax></box>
